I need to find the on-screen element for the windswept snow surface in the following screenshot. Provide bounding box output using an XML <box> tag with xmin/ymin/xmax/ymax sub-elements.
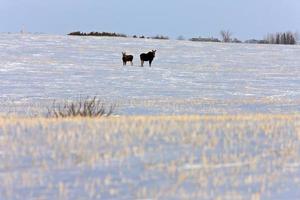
<box><xmin>1</xmin><ymin>34</ymin><xmax>300</xmax><ymax>200</ymax></box>
<box><xmin>1</xmin><ymin>115</ymin><xmax>300</xmax><ymax>200</ymax></box>
<box><xmin>1</xmin><ymin>34</ymin><xmax>300</xmax><ymax>115</ymax></box>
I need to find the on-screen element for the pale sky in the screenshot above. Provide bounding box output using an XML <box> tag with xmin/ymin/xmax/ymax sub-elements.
<box><xmin>1</xmin><ymin>0</ymin><xmax>299</xmax><ymax>39</ymax></box>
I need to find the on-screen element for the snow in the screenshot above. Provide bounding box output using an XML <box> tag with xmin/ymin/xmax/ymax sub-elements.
<box><xmin>0</xmin><ymin>34</ymin><xmax>300</xmax><ymax>199</ymax></box>
<box><xmin>1</xmin><ymin>33</ymin><xmax>300</xmax><ymax>115</ymax></box>
<box><xmin>0</xmin><ymin>115</ymin><xmax>300</xmax><ymax>199</ymax></box>
<box><xmin>182</xmin><ymin>161</ymin><xmax>252</xmax><ymax>170</ymax></box>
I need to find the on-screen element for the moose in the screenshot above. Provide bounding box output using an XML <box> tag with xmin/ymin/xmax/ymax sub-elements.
<box><xmin>122</xmin><ymin>52</ymin><xmax>134</xmax><ymax>66</ymax></box>
<box><xmin>140</xmin><ymin>50</ymin><xmax>156</xmax><ymax>67</ymax></box>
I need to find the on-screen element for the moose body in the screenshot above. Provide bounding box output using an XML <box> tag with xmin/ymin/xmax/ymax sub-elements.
<box><xmin>140</xmin><ymin>50</ymin><xmax>156</xmax><ymax>67</ymax></box>
<box><xmin>122</xmin><ymin>52</ymin><xmax>133</xmax><ymax>66</ymax></box>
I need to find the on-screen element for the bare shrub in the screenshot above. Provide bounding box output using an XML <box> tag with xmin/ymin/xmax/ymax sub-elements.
<box><xmin>189</xmin><ymin>37</ymin><xmax>220</xmax><ymax>42</ymax></box>
<box><xmin>220</xmin><ymin>30</ymin><xmax>232</xmax><ymax>43</ymax></box>
<box><xmin>177</xmin><ymin>35</ymin><xmax>185</xmax><ymax>40</ymax></box>
<box><xmin>47</xmin><ymin>96</ymin><xmax>115</xmax><ymax>118</ymax></box>
<box><xmin>151</xmin><ymin>35</ymin><xmax>169</xmax><ymax>40</ymax></box>
<box><xmin>231</xmin><ymin>38</ymin><xmax>242</xmax><ymax>43</ymax></box>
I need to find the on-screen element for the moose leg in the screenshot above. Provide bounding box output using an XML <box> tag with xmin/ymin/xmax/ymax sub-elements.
<box><xmin>131</xmin><ymin>61</ymin><xmax>133</xmax><ymax>66</ymax></box>
<box><xmin>123</xmin><ymin>61</ymin><xmax>126</xmax><ymax>66</ymax></box>
<box><xmin>149</xmin><ymin>60</ymin><xmax>152</xmax><ymax>67</ymax></box>
<box><xmin>141</xmin><ymin>60</ymin><xmax>144</xmax><ymax>67</ymax></box>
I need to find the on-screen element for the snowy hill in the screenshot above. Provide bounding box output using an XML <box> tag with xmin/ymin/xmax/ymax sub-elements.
<box><xmin>1</xmin><ymin>34</ymin><xmax>300</xmax><ymax>115</ymax></box>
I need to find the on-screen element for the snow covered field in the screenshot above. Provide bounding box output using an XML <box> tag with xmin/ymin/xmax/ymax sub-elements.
<box><xmin>1</xmin><ymin>115</ymin><xmax>300</xmax><ymax>199</ymax></box>
<box><xmin>1</xmin><ymin>34</ymin><xmax>300</xmax><ymax>115</ymax></box>
<box><xmin>1</xmin><ymin>34</ymin><xmax>300</xmax><ymax>199</ymax></box>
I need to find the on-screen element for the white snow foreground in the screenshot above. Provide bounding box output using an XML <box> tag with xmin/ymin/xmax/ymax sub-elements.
<box><xmin>0</xmin><ymin>115</ymin><xmax>300</xmax><ymax>199</ymax></box>
<box><xmin>0</xmin><ymin>34</ymin><xmax>300</xmax><ymax>199</ymax></box>
<box><xmin>0</xmin><ymin>34</ymin><xmax>300</xmax><ymax>115</ymax></box>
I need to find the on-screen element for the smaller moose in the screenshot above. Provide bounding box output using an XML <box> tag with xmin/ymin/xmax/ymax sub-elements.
<box><xmin>140</xmin><ymin>50</ymin><xmax>156</xmax><ymax>67</ymax></box>
<box><xmin>122</xmin><ymin>52</ymin><xmax>134</xmax><ymax>66</ymax></box>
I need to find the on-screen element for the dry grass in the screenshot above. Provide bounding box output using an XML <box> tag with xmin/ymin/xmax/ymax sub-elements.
<box><xmin>0</xmin><ymin>114</ymin><xmax>300</xmax><ymax>199</ymax></box>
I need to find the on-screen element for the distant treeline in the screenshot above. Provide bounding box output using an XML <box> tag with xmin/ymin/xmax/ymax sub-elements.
<box><xmin>68</xmin><ymin>31</ymin><xmax>127</xmax><ymax>37</ymax></box>
<box><xmin>68</xmin><ymin>31</ymin><xmax>169</xmax><ymax>40</ymax></box>
<box><xmin>190</xmin><ymin>31</ymin><xmax>298</xmax><ymax>45</ymax></box>
<box><xmin>190</xmin><ymin>37</ymin><xmax>221</xmax><ymax>42</ymax></box>
<box><xmin>133</xmin><ymin>35</ymin><xmax>169</xmax><ymax>40</ymax></box>
<box><xmin>151</xmin><ymin>35</ymin><xmax>169</xmax><ymax>40</ymax></box>
<box><xmin>68</xmin><ymin>31</ymin><xmax>298</xmax><ymax>45</ymax></box>
<box><xmin>264</xmin><ymin>32</ymin><xmax>297</xmax><ymax>45</ymax></box>
<box><xmin>245</xmin><ymin>32</ymin><xmax>297</xmax><ymax>45</ymax></box>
